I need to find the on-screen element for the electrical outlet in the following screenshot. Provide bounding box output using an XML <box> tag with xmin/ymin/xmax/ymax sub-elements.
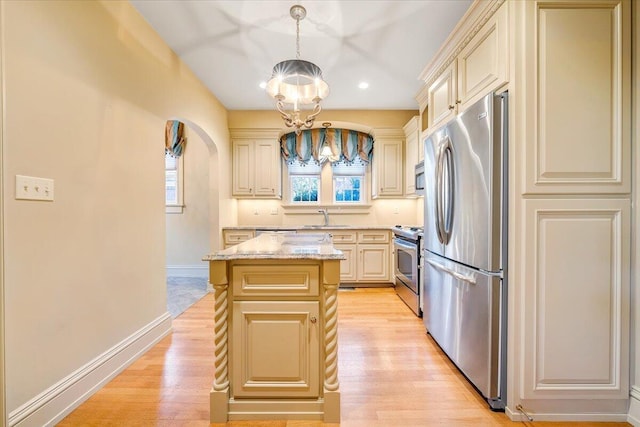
<box><xmin>270</xmin><ymin>208</ymin><xmax>278</xmax><ymax>215</ymax></box>
<box><xmin>393</xmin><ymin>206</ymin><xmax>400</xmax><ymax>214</ymax></box>
<box><xmin>253</xmin><ymin>208</ymin><xmax>259</xmax><ymax>215</ymax></box>
<box><xmin>16</xmin><ymin>175</ymin><xmax>54</xmax><ymax>201</ymax></box>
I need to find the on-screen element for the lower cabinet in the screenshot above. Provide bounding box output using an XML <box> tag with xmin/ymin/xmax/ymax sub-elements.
<box><xmin>208</xmin><ymin>258</ymin><xmax>341</xmax><ymax>422</ymax></box>
<box><xmin>334</xmin><ymin>243</ymin><xmax>357</xmax><ymax>282</ymax></box>
<box><xmin>298</xmin><ymin>229</ymin><xmax>392</xmax><ymax>284</ymax></box>
<box><xmin>358</xmin><ymin>244</ymin><xmax>390</xmax><ymax>282</ymax></box>
<box><xmin>232</xmin><ymin>300</ymin><xmax>320</xmax><ymax>398</ymax></box>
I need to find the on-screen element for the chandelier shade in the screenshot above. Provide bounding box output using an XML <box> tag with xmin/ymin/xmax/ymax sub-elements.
<box><xmin>266</xmin><ymin>5</ymin><xmax>329</xmax><ymax>134</ymax></box>
<box><xmin>266</xmin><ymin>59</ymin><xmax>329</xmax><ymax>106</ymax></box>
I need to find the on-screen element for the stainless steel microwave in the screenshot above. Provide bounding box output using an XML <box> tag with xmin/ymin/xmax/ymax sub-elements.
<box><xmin>415</xmin><ymin>161</ymin><xmax>425</xmax><ymax>196</ymax></box>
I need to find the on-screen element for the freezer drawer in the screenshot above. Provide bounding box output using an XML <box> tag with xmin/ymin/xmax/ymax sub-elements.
<box><xmin>423</xmin><ymin>251</ymin><xmax>501</xmax><ymax>401</ymax></box>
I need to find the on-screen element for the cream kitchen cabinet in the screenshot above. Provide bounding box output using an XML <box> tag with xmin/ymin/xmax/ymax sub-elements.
<box><xmin>355</xmin><ymin>230</ymin><xmax>391</xmax><ymax>283</ymax></box>
<box><xmin>232</xmin><ymin>300</ymin><xmax>320</xmax><ymax>398</ymax></box>
<box><xmin>403</xmin><ymin>116</ymin><xmax>420</xmax><ymax>196</ymax></box>
<box><xmin>231</xmin><ymin>129</ymin><xmax>281</xmax><ymax>198</ymax></box>
<box><xmin>508</xmin><ymin>0</ymin><xmax>632</xmax><ymax>418</ymax></box>
<box><xmin>328</xmin><ymin>230</ymin><xmax>358</xmax><ymax>282</ymax></box>
<box><xmin>419</xmin><ymin>0</ymin><xmax>632</xmax><ymax>420</ymax></box>
<box><xmin>425</xmin><ymin>2</ymin><xmax>508</xmax><ymax>131</ymax></box>
<box><xmin>222</xmin><ymin>229</ymin><xmax>255</xmax><ymax>249</ymax></box>
<box><xmin>297</xmin><ymin>228</ymin><xmax>392</xmax><ymax>284</ymax></box>
<box><xmin>371</xmin><ymin>130</ymin><xmax>404</xmax><ymax>198</ymax></box>
<box><xmin>207</xmin><ymin>251</ymin><xmax>342</xmax><ymax>423</ymax></box>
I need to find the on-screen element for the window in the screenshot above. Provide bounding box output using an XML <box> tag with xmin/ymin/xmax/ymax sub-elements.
<box><xmin>332</xmin><ymin>159</ymin><xmax>366</xmax><ymax>204</ymax></box>
<box><xmin>165</xmin><ymin>152</ymin><xmax>184</xmax><ymax>213</ymax></box>
<box><xmin>288</xmin><ymin>161</ymin><xmax>321</xmax><ymax>204</ymax></box>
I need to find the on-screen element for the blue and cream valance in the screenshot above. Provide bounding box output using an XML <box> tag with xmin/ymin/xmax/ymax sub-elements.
<box><xmin>165</xmin><ymin>120</ymin><xmax>187</xmax><ymax>157</ymax></box>
<box><xmin>280</xmin><ymin>128</ymin><xmax>374</xmax><ymax>165</ymax></box>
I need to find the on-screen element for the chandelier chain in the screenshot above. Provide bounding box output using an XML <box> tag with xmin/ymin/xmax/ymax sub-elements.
<box><xmin>296</xmin><ymin>15</ymin><xmax>301</xmax><ymax>59</ymax></box>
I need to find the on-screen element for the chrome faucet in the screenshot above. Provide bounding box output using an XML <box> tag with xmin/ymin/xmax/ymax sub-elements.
<box><xmin>318</xmin><ymin>209</ymin><xmax>329</xmax><ymax>226</ymax></box>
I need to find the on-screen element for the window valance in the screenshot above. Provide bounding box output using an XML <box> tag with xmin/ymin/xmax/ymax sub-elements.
<box><xmin>280</xmin><ymin>128</ymin><xmax>374</xmax><ymax>165</ymax></box>
<box><xmin>165</xmin><ymin>120</ymin><xmax>187</xmax><ymax>157</ymax></box>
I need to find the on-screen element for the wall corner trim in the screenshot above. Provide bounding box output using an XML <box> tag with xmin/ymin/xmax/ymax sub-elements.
<box><xmin>8</xmin><ymin>313</ymin><xmax>172</xmax><ymax>427</ymax></box>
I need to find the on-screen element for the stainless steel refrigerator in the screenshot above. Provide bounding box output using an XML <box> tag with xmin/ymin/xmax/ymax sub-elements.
<box><xmin>422</xmin><ymin>91</ymin><xmax>507</xmax><ymax>410</ymax></box>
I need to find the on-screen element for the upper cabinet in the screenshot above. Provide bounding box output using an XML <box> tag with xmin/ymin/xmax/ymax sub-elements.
<box><xmin>403</xmin><ymin>116</ymin><xmax>420</xmax><ymax>196</ymax></box>
<box><xmin>424</xmin><ymin>1</ymin><xmax>508</xmax><ymax>131</ymax></box>
<box><xmin>231</xmin><ymin>129</ymin><xmax>281</xmax><ymax>198</ymax></box>
<box><xmin>371</xmin><ymin>129</ymin><xmax>404</xmax><ymax>198</ymax></box>
<box><xmin>519</xmin><ymin>0</ymin><xmax>630</xmax><ymax>195</ymax></box>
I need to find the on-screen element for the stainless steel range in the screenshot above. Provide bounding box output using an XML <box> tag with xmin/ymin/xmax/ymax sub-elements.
<box><xmin>392</xmin><ymin>225</ymin><xmax>423</xmax><ymax>316</ymax></box>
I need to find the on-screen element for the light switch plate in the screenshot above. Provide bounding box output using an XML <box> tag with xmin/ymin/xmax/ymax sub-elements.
<box><xmin>16</xmin><ymin>175</ymin><xmax>54</xmax><ymax>201</ymax></box>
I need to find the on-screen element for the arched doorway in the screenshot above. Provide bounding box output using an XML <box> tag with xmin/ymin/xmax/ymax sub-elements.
<box><xmin>165</xmin><ymin>119</ymin><xmax>219</xmax><ymax>317</ymax></box>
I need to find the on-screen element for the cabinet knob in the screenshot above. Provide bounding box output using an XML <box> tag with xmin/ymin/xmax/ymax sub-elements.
<box><xmin>455</xmin><ymin>99</ymin><xmax>461</xmax><ymax>104</ymax></box>
<box><xmin>310</xmin><ymin>316</ymin><xmax>317</xmax><ymax>324</ymax></box>
<box><xmin>448</xmin><ymin>105</ymin><xmax>455</xmax><ymax>110</ymax></box>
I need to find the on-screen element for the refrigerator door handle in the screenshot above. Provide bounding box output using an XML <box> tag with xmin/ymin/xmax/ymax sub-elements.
<box><xmin>426</xmin><ymin>258</ymin><xmax>477</xmax><ymax>285</ymax></box>
<box><xmin>435</xmin><ymin>143</ymin><xmax>445</xmax><ymax>244</ymax></box>
<box><xmin>441</xmin><ymin>137</ymin><xmax>454</xmax><ymax>245</ymax></box>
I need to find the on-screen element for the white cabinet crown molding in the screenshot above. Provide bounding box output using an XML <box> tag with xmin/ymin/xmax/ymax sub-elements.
<box><xmin>418</xmin><ymin>0</ymin><xmax>506</xmax><ymax>89</ymax></box>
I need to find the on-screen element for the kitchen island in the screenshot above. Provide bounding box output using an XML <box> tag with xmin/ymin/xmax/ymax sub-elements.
<box><xmin>203</xmin><ymin>232</ymin><xmax>344</xmax><ymax>423</ymax></box>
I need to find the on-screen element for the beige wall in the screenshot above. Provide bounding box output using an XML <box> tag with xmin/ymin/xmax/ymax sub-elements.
<box><xmin>229</xmin><ymin>109</ymin><xmax>423</xmax><ymax>228</ymax></box>
<box><xmin>166</xmin><ymin>126</ymin><xmax>211</xmax><ymax>270</ymax></box>
<box><xmin>1</xmin><ymin>0</ymin><xmax>231</xmax><ymax>415</ymax></box>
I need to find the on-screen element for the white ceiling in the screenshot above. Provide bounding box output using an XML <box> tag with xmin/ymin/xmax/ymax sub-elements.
<box><xmin>131</xmin><ymin>0</ymin><xmax>472</xmax><ymax>111</ymax></box>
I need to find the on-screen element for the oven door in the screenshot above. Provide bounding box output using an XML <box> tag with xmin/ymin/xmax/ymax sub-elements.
<box><xmin>393</xmin><ymin>237</ymin><xmax>419</xmax><ymax>293</ymax></box>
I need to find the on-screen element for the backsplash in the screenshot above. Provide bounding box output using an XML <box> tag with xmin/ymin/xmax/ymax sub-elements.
<box><xmin>237</xmin><ymin>198</ymin><xmax>422</xmax><ymax>227</ymax></box>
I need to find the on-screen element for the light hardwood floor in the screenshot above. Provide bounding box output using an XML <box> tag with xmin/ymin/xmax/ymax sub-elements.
<box><xmin>58</xmin><ymin>288</ymin><xmax>630</xmax><ymax>426</ymax></box>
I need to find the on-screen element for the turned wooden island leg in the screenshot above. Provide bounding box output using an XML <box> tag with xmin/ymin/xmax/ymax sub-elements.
<box><xmin>323</xmin><ymin>260</ymin><xmax>341</xmax><ymax>423</ymax></box>
<box><xmin>209</xmin><ymin>261</ymin><xmax>229</xmax><ymax>423</ymax></box>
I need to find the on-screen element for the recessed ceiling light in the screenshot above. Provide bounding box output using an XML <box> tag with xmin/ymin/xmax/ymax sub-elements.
<box><xmin>259</xmin><ymin>81</ymin><xmax>267</xmax><ymax>89</ymax></box>
<box><xmin>358</xmin><ymin>82</ymin><xmax>369</xmax><ymax>90</ymax></box>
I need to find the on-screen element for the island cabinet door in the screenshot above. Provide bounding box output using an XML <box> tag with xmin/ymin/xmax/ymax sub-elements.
<box><xmin>232</xmin><ymin>301</ymin><xmax>320</xmax><ymax>398</ymax></box>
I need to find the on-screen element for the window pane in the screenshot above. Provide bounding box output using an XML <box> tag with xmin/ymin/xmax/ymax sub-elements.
<box><xmin>334</xmin><ymin>176</ymin><xmax>362</xmax><ymax>203</ymax></box>
<box><xmin>166</xmin><ymin>170</ymin><xmax>178</xmax><ymax>204</ymax></box>
<box><xmin>291</xmin><ymin>176</ymin><xmax>319</xmax><ymax>203</ymax></box>
<box><xmin>165</xmin><ymin>154</ymin><xmax>177</xmax><ymax>170</ymax></box>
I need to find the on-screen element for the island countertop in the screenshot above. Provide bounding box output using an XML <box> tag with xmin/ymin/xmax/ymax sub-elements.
<box><xmin>203</xmin><ymin>232</ymin><xmax>345</xmax><ymax>261</ymax></box>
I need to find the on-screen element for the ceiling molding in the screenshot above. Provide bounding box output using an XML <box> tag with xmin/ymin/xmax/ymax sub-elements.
<box><xmin>418</xmin><ymin>0</ymin><xmax>506</xmax><ymax>89</ymax></box>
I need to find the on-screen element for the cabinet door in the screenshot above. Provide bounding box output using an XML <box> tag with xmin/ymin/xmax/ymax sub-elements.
<box><xmin>372</xmin><ymin>138</ymin><xmax>403</xmax><ymax>198</ymax></box>
<box><xmin>253</xmin><ymin>139</ymin><xmax>281</xmax><ymax>197</ymax></box>
<box><xmin>232</xmin><ymin>141</ymin><xmax>254</xmax><ymax>196</ymax></box>
<box><xmin>232</xmin><ymin>301</ymin><xmax>320</xmax><ymax>398</ymax></box>
<box><xmin>403</xmin><ymin>116</ymin><xmax>419</xmax><ymax>196</ymax></box>
<box><xmin>521</xmin><ymin>198</ymin><xmax>630</xmax><ymax>401</ymax></box>
<box><xmin>457</xmin><ymin>3</ymin><xmax>508</xmax><ymax>110</ymax></box>
<box><xmin>428</xmin><ymin>61</ymin><xmax>457</xmax><ymax>130</ymax></box>
<box><xmin>520</xmin><ymin>0</ymin><xmax>629</xmax><ymax>194</ymax></box>
<box><xmin>357</xmin><ymin>244</ymin><xmax>390</xmax><ymax>282</ymax></box>
<box><xmin>335</xmin><ymin>243</ymin><xmax>357</xmax><ymax>282</ymax></box>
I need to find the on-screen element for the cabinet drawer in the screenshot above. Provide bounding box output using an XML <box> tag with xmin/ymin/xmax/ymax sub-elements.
<box><xmin>357</xmin><ymin>230</ymin><xmax>389</xmax><ymax>244</ymax></box>
<box><xmin>329</xmin><ymin>230</ymin><xmax>357</xmax><ymax>243</ymax></box>
<box><xmin>232</xmin><ymin>264</ymin><xmax>319</xmax><ymax>297</ymax></box>
<box><xmin>224</xmin><ymin>230</ymin><xmax>255</xmax><ymax>246</ymax></box>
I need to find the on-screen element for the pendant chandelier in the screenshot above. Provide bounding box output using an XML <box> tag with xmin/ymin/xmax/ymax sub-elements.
<box><xmin>265</xmin><ymin>5</ymin><xmax>329</xmax><ymax>135</ymax></box>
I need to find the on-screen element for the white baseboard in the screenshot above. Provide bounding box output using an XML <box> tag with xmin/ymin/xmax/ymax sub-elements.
<box><xmin>628</xmin><ymin>386</ymin><xmax>640</xmax><ymax>426</ymax></box>
<box><xmin>166</xmin><ymin>264</ymin><xmax>208</xmax><ymax>278</ymax></box>
<box><xmin>9</xmin><ymin>312</ymin><xmax>173</xmax><ymax>427</ymax></box>
<box><xmin>506</xmin><ymin>404</ymin><xmax>629</xmax><ymax>423</ymax></box>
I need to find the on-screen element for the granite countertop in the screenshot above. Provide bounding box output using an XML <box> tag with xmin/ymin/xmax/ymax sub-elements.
<box><xmin>203</xmin><ymin>232</ymin><xmax>346</xmax><ymax>261</ymax></box>
<box><xmin>222</xmin><ymin>225</ymin><xmax>394</xmax><ymax>231</ymax></box>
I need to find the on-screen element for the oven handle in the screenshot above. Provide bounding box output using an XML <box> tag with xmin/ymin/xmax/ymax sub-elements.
<box><xmin>393</xmin><ymin>238</ymin><xmax>418</xmax><ymax>252</ymax></box>
<box><xmin>426</xmin><ymin>259</ymin><xmax>476</xmax><ymax>285</ymax></box>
